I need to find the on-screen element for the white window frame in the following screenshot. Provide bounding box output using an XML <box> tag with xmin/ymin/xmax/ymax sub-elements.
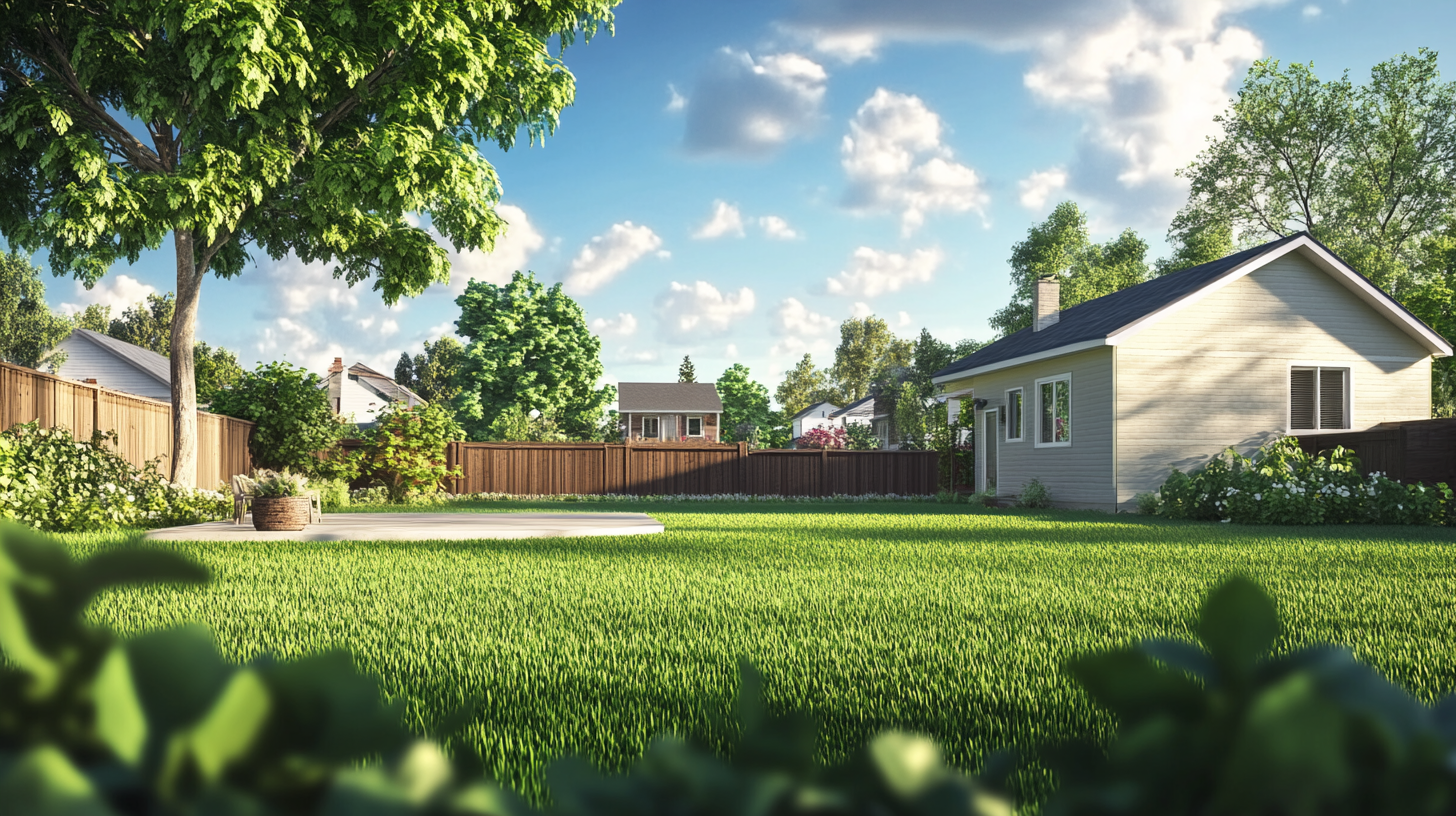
<box><xmin>686</xmin><ymin>415</ymin><xmax>704</xmax><ymax>437</ymax></box>
<box><xmin>1005</xmin><ymin>387</ymin><xmax>1024</xmax><ymax>443</ymax></box>
<box><xmin>1287</xmin><ymin>363</ymin><xmax>1353</xmax><ymax>433</ymax></box>
<box><xmin>640</xmin><ymin>415</ymin><xmax>661</xmax><ymax>440</ymax></box>
<box><xmin>1034</xmin><ymin>372</ymin><xmax>1073</xmax><ymax>449</ymax></box>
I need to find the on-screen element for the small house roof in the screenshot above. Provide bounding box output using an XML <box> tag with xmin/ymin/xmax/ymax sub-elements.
<box><xmin>932</xmin><ymin>232</ymin><xmax>1452</xmax><ymax>382</ymax></box>
<box><xmin>789</xmin><ymin>400</ymin><xmax>839</xmax><ymax>421</ymax></box>
<box><xmin>69</xmin><ymin>329</ymin><xmax>171</xmax><ymax>386</ymax></box>
<box><xmin>829</xmin><ymin>395</ymin><xmax>874</xmax><ymax>418</ymax></box>
<box><xmin>617</xmin><ymin>382</ymin><xmax>723</xmax><ymax>412</ymax></box>
<box><xmin>347</xmin><ymin>362</ymin><xmax>425</xmax><ymax>404</ymax></box>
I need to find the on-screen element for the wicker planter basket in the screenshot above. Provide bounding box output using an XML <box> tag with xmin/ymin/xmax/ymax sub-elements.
<box><xmin>252</xmin><ymin>496</ymin><xmax>312</xmax><ymax>531</ymax></box>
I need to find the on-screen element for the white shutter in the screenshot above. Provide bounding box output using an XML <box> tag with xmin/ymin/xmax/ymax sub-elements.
<box><xmin>1290</xmin><ymin>368</ymin><xmax>1316</xmax><ymax>429</ymax></box>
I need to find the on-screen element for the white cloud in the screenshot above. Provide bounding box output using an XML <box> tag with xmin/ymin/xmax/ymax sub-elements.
<box><xmin>683</xmin><ymin>49</ymin><xmax>828</xmax><ymax>158</ymax></box>
<box><xmin>774</xmin><ymin>297</ymin><xmax>836</xmax><ymax>337</ymax></box>
<box><xmin>851</xmin><ymin>302</ymin><xmax>873</xmax><ymax>319</ymax></box>
<box><xmin>430</xmin><ymin>204</ymin><xmax>545</xmax><ymax>295</ymax></box>
<box><xmin>592</xmin><ymin>312</ymin><xmax>639</xmax><ymax>337</ymax></box>
<box><xmin>768</xmin><ymin>334</ymin><xmax>833</xmax><ymax>358</ymax></box>
<box><xmin>726</xmin><ymin>343</ymin><xmax>740</xmax><ymax>358</ymax></box>
<box><xmin>616</xmin><ymin>349</ymin><xmax>660</xmax><ymax>364</ymax></box>
<box><xmin>791</xmin><ymin>1</ymin><xmax>1272</xmax><ymax>224</ymax></box>
<box><xmin>58</xmin><ymin>274</ymin><xmax>158</xmax><ymax>315</ymax></box>
<box><xmin>1302</xmin><ymin>5</ymin><xmax>1321</xmax><ymax>18</ymax></box>
<box><xmin>692</xmin><ymin>200</ymin><xmax>746</xmax><ymax>239</ymax></box>
<box><xmin>758</xmin><ymin>215</ymin><xmax>800</xmax><ymax>240</ymax></box>
<box><xmin>666</xmin><ymin>83</ymin><xmax>687</xmax><ymax>112</ymax></box>
<box><xmin>897</xmin><ymin>311</ymin><xmax>913</xmax><ymax>328</ymax></box>
<box><xmin>1018</xmin><ymin>167</ymin><xmax>1069</xmax><ymax>211</ymax></box>
<box><xmin>825</xmin><ymin>246</ymin><xmax>944</xmax><ymax>298</ymax></box>
<box><xmin>655</xmin><ymin>281</ymin><xmax>756</xmax><ymax>340</ymax></box>
<box><xmin>563</xmin><ymin>222</ymin><xmax>664</xmax><ymax>296</ymax></box>
<box><xmin>840</xmin><ymin>89</ymin><xmax>988</xmax><ymax>234</ymax></box>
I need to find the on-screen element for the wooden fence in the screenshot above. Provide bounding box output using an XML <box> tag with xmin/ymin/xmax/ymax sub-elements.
<box><xmin>444</xmin><ymin>441</ymin><xmax>940</xmax><ymax>497</ymax></box>
<box><xmin>1296</xmin><ymin>418</ymin><xmax>1456</xmax><ymax>485</ymax></box>
<box><xmin>1</xmin><ymin>361</ymin><xmax>254</xmax><ymax>486</ymax></box>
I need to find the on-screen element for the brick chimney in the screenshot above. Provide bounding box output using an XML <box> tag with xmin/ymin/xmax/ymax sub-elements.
<box><xmin>327</xmin><ymin>358</ymin><xmax>344</xmax><ymax>414</ymax></box>
<box><xmin>1033</xmin><ymin>276</ymin><xmax>1061</xmax><ymax>332</ymax></box>
<box><xmin>329</xmin><ymin>357</ymin><xmax>344</xmax><ymax>374</ymax></box>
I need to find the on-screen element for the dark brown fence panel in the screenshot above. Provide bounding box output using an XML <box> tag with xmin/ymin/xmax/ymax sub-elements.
<box><xmin>449</xmin><ymin>441</ymin><xmax>938</xmax><ymax>497</ymax></box>
<box><xmin>1296</xmin><ymin>418</ymin><xmax>1456</xmax><ymax>485</ymax></box>
<box><xmin>1</xmin><ymin>361</ymin><xmax>254</xmax><ymax>486</ymax></box>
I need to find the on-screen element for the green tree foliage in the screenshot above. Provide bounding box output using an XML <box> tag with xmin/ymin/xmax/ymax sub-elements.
<box><xmin>775</xmin><ymin>354</ymin><xmax>839</xmax><ymax>417</ymax></box>
<box><xmin>0</xmin><ymin>0</ymin><xmax>618</xmax><ymax>485</ymax></box>
<box><xmin>361</xmin><ymin>402</ymin><xmax>463</xmax><ymax>502</ymax></box>
<box><xmin>453</xmin><ymin>272</ymin><xmax>614</xmax><ymax>441</ymax></box>
<box><xmin>0</xmin><ymin>252</ymin><xmax>70</xmax><ymax>369</ymax></box>
<box><xmin>69</xmin><ymin>304</ymin><xmax>111</xmax><ymax>333</ymax></box>
<box><xmin>192</xmin><ymin>342</ymin><xmax>243</xmax><ymax>405</ymax></box>
<box><xmin>108</xmin><ymin>292</ymin><xmax>175</xmax><ymax>355</ymax></box>
<box><xmin>1156</xmin><ymin>218</ymin><xmax>1235</xmax><ymax>275</ymax></box>
<box><xmin>991</xmin><ymin>202</ymin><xmax>1150</xmax><ymax>336</ymax></box>
<box><xmin>677</xmin><ymin>355</ymin><xmax>697</xmax><ymax>383</ymax></box>
<box><xmin>1175</xmin><ymin>50</ymin><xmax>1456</xmax><ymax>295</ymax></box>
<box><xmin>716</xmin><ymin>364</ymin><xmax>772</xmax><ymax>443</ymax></box>
<box><xmin>395</xmin><ymin>336</ymin><xmax>465</xmax><ymax>406</ymax></box>
<box><xmin>208</xmin><ymin>361</ymin><xmax>355</xmax><ymax>477</ymax></box>
<box><xmin>833</xmin><ymin>316</ymin><xmax>909</xmax><ymax>402</ymax></box>
<box><xmin>1403</xmin><ymin>232</ymin><xmax>1456</xmax><ymax>416</ymax></box>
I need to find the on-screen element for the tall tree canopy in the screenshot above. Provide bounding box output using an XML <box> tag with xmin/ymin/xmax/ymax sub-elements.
<box><xmin>775</xmin><ymin>354</ymin><xmax>837</xmax><ymax>417</ymax></box>
<box><xmin>108</xmin><ymin>293</ymin><xmax>175</xmax><ymax>355</ymax></box>
<box><xmin>453</xmin><ymin>271</ymin><xmax>613</xmax><ymax>441</ymax></box>
<box><xmin>0</xmin><ymin>252</ymin><xmax>70</xmax><ymax>369</ymax></box>
<box><xmin>677</xmin><ymin>355</ymin><xmax>697</xmax><ymax>383</ymax></box>
<box><xmin>991</xmin><ymin>202</ymin><xmax>1149</xmax><ymax>336</ymax></box>
<box><xmin>395</xmin><ymin>336</ymin><xmax>464</xmax><ymax>407</ymax></box>
<box><xmin>0</xmin><ymin>0</ymin><xmax>617</xmax><ymax>484</ymax></box>
<box><xmin>716</xmin><ymin>364</ymin><xmax>772</xmax><ymax>442</ymax></box>
<box><xmin>832</xmin><ymin>316</ymin><xmax>911</xmax><ymax>402</ymax></box>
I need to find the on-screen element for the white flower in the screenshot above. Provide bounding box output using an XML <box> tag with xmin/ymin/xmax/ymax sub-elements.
<box><xmin>1254</xmin><ymin>493</ymin><xmax>1262</xmax><ymax>501</ymax></box>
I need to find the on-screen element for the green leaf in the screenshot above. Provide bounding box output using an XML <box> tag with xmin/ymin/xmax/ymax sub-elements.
<box><xmin>1197</xmin><ymin>576</ymin><xmax>1279</xmax><ymax>677</ymax></box>
<box><xmin>0</xmin><ymin>745</ymin><xmax>117</xmax><ymax>816</ymax></box>
<box><xmin>91</xmin><ymin>646</ymin><xmax>148</xmax><ymax>766</ymax></box>
<box><xmin>176</xmin><ymin>669</ymin><xmax>272</xmax><ymax>786</ymax></box>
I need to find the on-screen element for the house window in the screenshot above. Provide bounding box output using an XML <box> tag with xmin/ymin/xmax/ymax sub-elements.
<box><xmin>1006</xmin><ymin>388</ymin><xmax>1024</xmax><ymax>442</ymax></box>
<box><xmin>1290</xmin><ymin>367</ymin><xmax>1350</xmax><ymax>430</ymax></box>
<box><xmin>686</xmin><ymin>416</ymin><xmax>704</xmax><ymax>436</ymax></box>
<box><xmin>1036</xmin><ymin>374</ymin><xmax>1071</xmax><ymax>447</ymax></box>
<box><xmin>641</xmin><ymin>416</ymin><xmax>660</xmax><ymax>439</ymax></box>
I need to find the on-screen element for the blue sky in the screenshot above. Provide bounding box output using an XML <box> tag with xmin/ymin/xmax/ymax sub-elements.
<box><xmin>40</xmin><ymin>0</ymin><xmax>1456</xmax><ymax>404</ymax></box>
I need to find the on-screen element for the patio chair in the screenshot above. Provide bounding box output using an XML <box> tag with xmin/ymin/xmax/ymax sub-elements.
<box><xmin>305</xmin><ymin>489</ymin><xmax>323</xmax><ymax>523</ymax></box>
<box><xmin>230</xmin><ymin>475</ymin><xmax>254</xmax><ymax>524</ymax></box>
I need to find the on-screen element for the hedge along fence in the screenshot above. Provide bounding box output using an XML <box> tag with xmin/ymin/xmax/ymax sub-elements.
<box><xmin>436</xmin><ymin>441</ymin><xmax>940</xmax><ymax>497</ymax></box>
<box><xmin>0</xmin><ymin>360</ymin><xmax>253</xmax><ymax>487</ymax></box>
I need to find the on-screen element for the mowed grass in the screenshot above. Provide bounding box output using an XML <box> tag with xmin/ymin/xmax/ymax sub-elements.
<box><xmin>61</xmin><ymin>503</ymin><xmax>1456</xmax><ymax>803</ymax></box>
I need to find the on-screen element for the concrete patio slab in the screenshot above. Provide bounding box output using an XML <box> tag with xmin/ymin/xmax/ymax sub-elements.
<box><xmin>143</xmin><ymin>512</ymin><xmax>663</xmax><ymax>542</ymax></box>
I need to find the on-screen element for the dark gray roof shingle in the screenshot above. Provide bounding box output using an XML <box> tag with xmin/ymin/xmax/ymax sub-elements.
<box><xmin>617</xmin><ymin>382</ymin><xmax>723</xmax><ymax>412</ymax></box>
<box><xmin>71</xmin><ymin>329</ymin><xmax>171</xmax><ymax>385</ymax></box>
<box><xmin>932</xmin><ymin>233</ymin><xmax>1307</xmax><ymax>380</ymax></box>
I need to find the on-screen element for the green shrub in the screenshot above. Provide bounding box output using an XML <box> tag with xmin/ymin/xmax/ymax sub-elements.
<box><xmin>1158</xmin><ymin>438</ymin><xmax>1451</xmax><ymax>525</ymax></box>
<box><xmin>312</xmin><ymin>477</ymin><xmax>350</xmax><ymax>510</ymax></box>
<box><xmin>349</xmin><ymin>485</ymin><xmax>391</xmax><ymax>506</ymax></box>
<box><xmin>362</xmin><ymin>402</ymin><xmax>464</xmax><ymax>501</ymax></box>
<box><xmin>209</xmin><ymin>361</ymin><xmax>360</xmax><ymax>478</ymax></box>
<box><xmin>0</xmin><ymin>422</ymin><xmax>229</xmax><ymax>531</ymax></box>
<box><xmin>1133</xmin><ymin>491</ymin><xmax>1161</xmax><ymax>515</ymax></box>
<box><xmin>1017</xmin><ymin>477</ymin><xmax>1051</xmax><ymax>508</ymax></box>
<box><xmin>845</xmin><ymin>421</ymin><xmax>879</xmax><ymax>451</ymax></box>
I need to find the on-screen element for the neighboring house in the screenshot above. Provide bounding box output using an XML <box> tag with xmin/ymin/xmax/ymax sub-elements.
<box><xmin>51</xmin><ymin>328</ymin><xmax>172</xmax><ymax>401</ymax></box>
<box><xmin>321</xmin><ymin>358</ymin><xmax>426</xmax><ymax>428</ymax></box>
<box><xmin>618</xmin><ymin>382</ymin><xmax>723</xmax><ymax>442</ymax></box>
<box><xmin>790</xmin><ymin>401</ymin><xmax>840</xmax><ymax>442</ymax></box>
<box><xmin>931</xmin><ymin>232</ymin><xmax>1453</xmax><ymax>512</ymax></box>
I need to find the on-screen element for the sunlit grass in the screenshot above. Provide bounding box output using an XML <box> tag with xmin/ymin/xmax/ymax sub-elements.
<box><xmin>60</xmin><ymin>502</ymin><xmax>1456</xmax><ymax>803</ymax></box>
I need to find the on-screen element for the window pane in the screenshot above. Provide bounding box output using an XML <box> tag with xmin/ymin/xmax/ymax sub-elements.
<box><xmin>1040</xmin><ymin>382</ymin><xmax>1054</xmax><ymax>443</ymax></box>
<box><xmin>1290</xmin><ymin>368</ymin><xmax>1316</xmax><ymax>429</ymax></box>
<box><xmin>688</xmin><ymin>417</ymin><xmax>702</xmax><ymax>435</ymax></box>
<box><xmin>1319</xmin><ymin>368</ymin><xmax>1346</xmax><ymax>429</ymax></box>
<box><xmin>642</xmin><ymin>417</ymin><xmax>658</xmax><ymax>438</ymax></box>
<box><xmin>1054</xmin><ymin>380</ymin><xmax>1071</xmax><ymax>442</ymax></box>
<box><xmin>1009</xmin><ymin>391</ymin><xmax>1023</xmax><ymax>439</ymax></box>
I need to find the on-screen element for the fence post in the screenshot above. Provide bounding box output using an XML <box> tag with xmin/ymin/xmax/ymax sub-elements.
<box><xmin>738</xmin><ymin>441</ymin><xmax>748</xmax><ymax>493</ymax></box>
<box><xmin>820</xmin><ymin>446</ymin><xmax>828</xmax><ymax>497</ymax></box>
<box><xmin>623</xmin><ymin>440</ymin><xmax>632</xmax><ymax>495</ymax></box>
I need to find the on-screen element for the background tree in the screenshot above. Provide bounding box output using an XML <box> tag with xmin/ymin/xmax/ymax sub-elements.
<box><xmin>108</xmin><ymin>293</ymin><xmax>175</xmax><ymax>355</ymax></box>
<box><xmin>69</xmin><ymin>304</ymin><xmax>111</xmax><ymax>333</ymax></box>
<box><xmin>1156</xmin><ymin>218</ymin><xmax>1235</xmax><ymax>275</ymax></box>
<box><xmin>775</xmin><ymin>354</ymin><xmax>840</xmax><ymax>416</ymax></box>
<box><xmin>0</xmin><ymin>252</ymin><xmax>71</xmax><ymax>369</ymax></box>
<box><xmin>208</xmin><ymin>361</ymin><xmax>355</xmax><ymax>477</ymax></box>
<box><xmin>0</xmin><ymin>0</ymin><xmax>617</xmax><ymax>485</ymax></box>
<box><xmin>395</xmin><ymin>337</ymin><xmax>464</xmax><ymax>406</ymax></box>
<box><xmin>678</xmin><ymin>355</ymin><xmax>697</xmax><ymax>383</ymax></box>
<box><xmin>833</xmin><ymin>316</ymin><xmax>901</xmax><ymax>402</ymax></box>
<box><xmin>991</xmin><ymin>202</ymin><xmax>1150</xmax><ymax>336</ymax></box>
<box><xmin>454</xmin><ymin>271</ymin><xmax>614</xmax><ymax>441</ymax></box>
<box><xmin>716</xmin><ymin>364</ymin><xmax>772</xmax><ymax>443</ymax></box>
<box><xmin>193</xmin><ymin>342</ymin><xmax>243</xmax><ymax>404</ymax></box>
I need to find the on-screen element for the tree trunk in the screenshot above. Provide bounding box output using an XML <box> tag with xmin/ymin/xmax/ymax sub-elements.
<box><xmin>170</xmin><ymin>228</ymin><xmax>202</xmax><ymax>487</ymax></box>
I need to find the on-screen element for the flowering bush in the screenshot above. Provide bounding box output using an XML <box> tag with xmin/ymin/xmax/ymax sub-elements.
<box><xmin>797</xmin><ymin>426</ymin><xmax>847</xmax><ymax>449</ymax></box>
<box><xmin>0</xmin><ymin>422</ymin><xmax>230</xmax><ymax>531</ymax></box>
<box><xmin>1158</xmin><ymin>437</ymin><xmax>1450</xmax><ymax>525</ymax></box>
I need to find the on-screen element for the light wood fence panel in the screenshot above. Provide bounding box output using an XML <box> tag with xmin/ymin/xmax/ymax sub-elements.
<box><xmin>1</xmin><ymin>361</ymin><xmax>253</xmax><ymax>486</ymax></box>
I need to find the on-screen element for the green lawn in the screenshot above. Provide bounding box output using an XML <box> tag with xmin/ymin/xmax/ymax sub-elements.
<box><xmin>63</xmin><ymin>502</ymin><xmax>1456</xmax><ymax>804</ymax></box>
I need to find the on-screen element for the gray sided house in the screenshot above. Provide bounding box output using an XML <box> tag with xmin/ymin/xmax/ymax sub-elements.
<box><xmin>51</xmin><ymin>328</ymin><xmax>172</xmax><ymax>401</ymax></box>
<box><xmin>618</xmin><ymin>382</ymin><xmax>723</xmax><ymax>442</ymax></box>
<box><xmin>932</xmin><ymin>233</ymin><xmax>1453</xmax><ymax>512</ymax></box>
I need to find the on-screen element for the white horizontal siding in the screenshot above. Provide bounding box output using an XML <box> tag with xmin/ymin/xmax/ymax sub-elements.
<box><xmin>1115</xmin><ymin>253</ymin><xmax>1433</xmax><ymax>508</ymax></box>
<box><xmin>52</xmin><ymin>335</ymin><xmax>171</xmax><ymax>401</ymax></box>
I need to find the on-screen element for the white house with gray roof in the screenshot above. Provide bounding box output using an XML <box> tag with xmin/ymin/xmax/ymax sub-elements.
<box><xmin>321</xmin><ymin>358</ymin><xmax>426</xmax><ymax>428</ymax></box>
<box><xmin>51</xmin><ymin>329</ymin><xmax>172</xmax><ymax>401</ymax></box>
<box><xmin>932</xmin><ymin>232</ymin><xmax>1453</xmax><ymax>512</ymax></box>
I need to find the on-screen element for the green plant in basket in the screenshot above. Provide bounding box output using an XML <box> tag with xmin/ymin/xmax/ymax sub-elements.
<box><xmin>248</xmin><ymin>470</ymin><xmax>310</xmax><ymax>498</ymax></box>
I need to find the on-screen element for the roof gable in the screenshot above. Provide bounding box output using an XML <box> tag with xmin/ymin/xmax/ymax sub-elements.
<box><xmin>933</xmin><ymin>233</ymin><xmax>1451</xmax><ymax>382</ymax></box>
<box><xmin>617</xmin><ymin>382</ymin><xmax>723</xmax><ymax>412</ymax></box>
<box><xmin>790</xmin><ymin>401</ymin><xmax>839</xmax><ymax>421</ymax></box>
<box><xmin>70</xmin><ymin>329</ymin><xmax>171</xmax><ymax>386</ymax></box>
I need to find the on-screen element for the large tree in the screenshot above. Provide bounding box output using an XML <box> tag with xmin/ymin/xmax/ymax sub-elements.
<box><xmin>108</xmin><ymin>292</ymin><xmax>175</xmax><ymax>355</ymax></box>
<box><xmin>394</xmin><ymin>336</ymin><xmax>464</xmax><ymax>406</ymax></box>
<box><xmin>991</xmin><ymin>202</ymin><xmax>1150</xmax><ymax>336</ymax></box>
<box><xmin>453</xmin><ymin>271</ymin><xmax>614</xmax><ymax>441</ymax></box>
<box><xmin>1174</xmin><ymin>50</ymin><xmax>1456</xmax><ymax>295</ymax></box>
<box><xmin>716</xmin><ymin>364</ymin><xmax>772</xmax><ymax>442</ymax></box>
<box><xmin>0</xmin><ymin>0</ymin><xmax>616</xmax><ymax>484</ymax></box>
<box><xmin>0</xmin><ymin>252</ymin><xmax>70</xmax><ymax>368</ymax></box>
<box><xmin>832</xmin><ymin>316</ymin><xmax>910</xmax><ymax>402</ymax></box>
<box><xmin>774</xmin><ymin>354</ymin><xmax>839</xmax><ymax>417</ymax></box>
